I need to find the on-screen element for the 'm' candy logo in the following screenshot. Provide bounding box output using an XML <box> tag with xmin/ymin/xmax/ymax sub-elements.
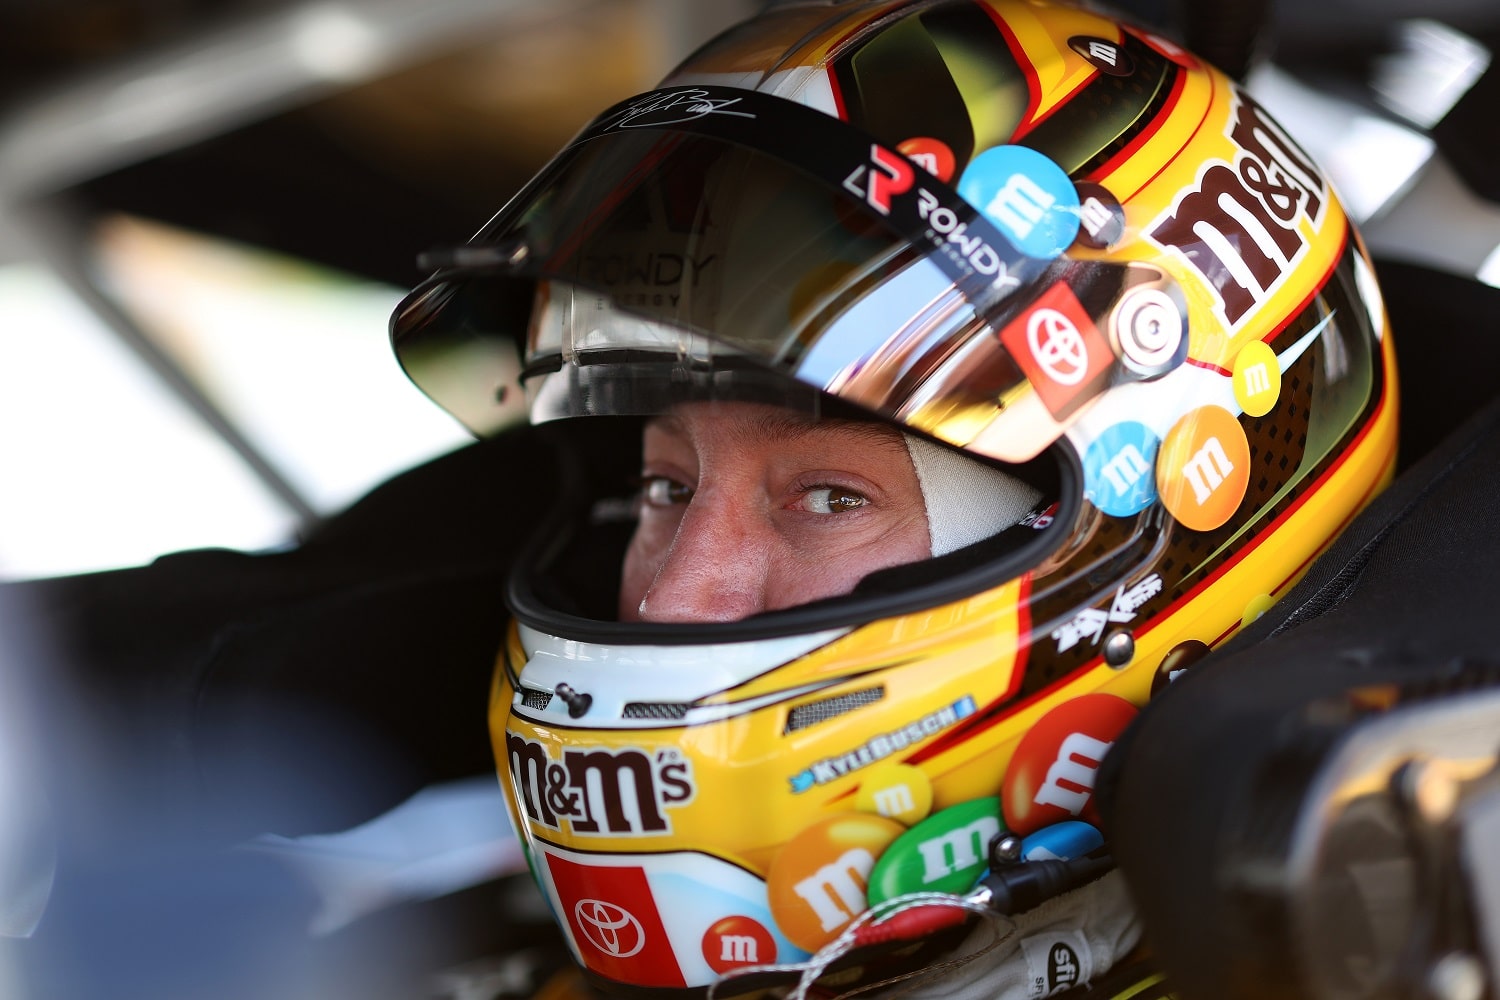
<box><xmin>702</xmin><ymin>915</ymin><xmax>778</xmax><ymax>975</ymax></box>
<box><xmin>1001</xmin><ymin>694</ymin><xmax>1138</xmax><ymax>835</ymax></box>
<box><xmin>766</xmin><ymin>813</ymin><xmax>905</xmax><ymax>952</ymax></box>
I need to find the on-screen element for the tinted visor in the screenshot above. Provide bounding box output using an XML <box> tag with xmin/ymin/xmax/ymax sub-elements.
<box><xmin>391</xmin><ymin>86</ymin><xmax>1159</xmax><ymax>460</ymax></box>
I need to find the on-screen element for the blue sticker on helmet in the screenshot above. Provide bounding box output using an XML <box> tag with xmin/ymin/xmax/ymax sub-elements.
<box><xmin>1084</xmin><ymin>422</ymin><xmax>1160</xmax><ymax>517</ymax></box>
<box><xmin>957</xmin><ymin>145</ymin><xmax>1081</xmax><ymax>259</ymax></box>
<box><xmin>1021</xmin><ymin>820</ymin><xmax>1104</xmax><ymax>862</ymax></box>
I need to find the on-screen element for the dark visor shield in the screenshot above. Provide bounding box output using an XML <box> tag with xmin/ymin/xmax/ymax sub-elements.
<box><xmin>391</xmin><ymin>86</ymin><xmax>1175</xmax><ymax>460</ymax></box>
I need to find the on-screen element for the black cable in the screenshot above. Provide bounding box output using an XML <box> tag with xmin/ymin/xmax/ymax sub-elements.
<box><xmin>977</xmin><ymin>854</ymin><xmax>1115</xmax><ymax>916</ymax></box>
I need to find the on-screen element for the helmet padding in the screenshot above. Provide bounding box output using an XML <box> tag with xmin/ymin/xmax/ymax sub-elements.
<box><xmin>904</xmin><ymin>435</ymin><xmax>1042</xmax><ymax>557</ymax></box>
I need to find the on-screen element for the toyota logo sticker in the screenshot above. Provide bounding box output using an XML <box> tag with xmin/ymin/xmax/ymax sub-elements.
<box><xmin>574</xmin><ymin>898</ymin><xmax>646</xmax><ymax>959</ymax></box>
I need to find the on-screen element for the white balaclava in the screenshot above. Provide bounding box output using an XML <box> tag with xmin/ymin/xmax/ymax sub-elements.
<box><xmin>904</xmin><ymin>435</ymin><xmax>1043</xmax><ymax>557</ymax></box>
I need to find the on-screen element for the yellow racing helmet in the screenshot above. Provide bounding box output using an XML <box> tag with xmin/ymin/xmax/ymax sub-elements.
<box><xmin>390</xmin><ymin>0</ymin><xmax>1399</xmax><ymax>994</ymax></box>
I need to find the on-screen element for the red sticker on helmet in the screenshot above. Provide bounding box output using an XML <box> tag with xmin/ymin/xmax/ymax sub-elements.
<box><xmin>703</xmin><ymin>914</ymin><xmax>779</xmax><ymax>974</ymax></box>
<box><xmin>1001</xmin><ymin>693</ymin><xmax>1138</xmax><ymax>835</ymax></box>
<box><xmin>545</xmin><ymin>852</ymin><xmax>687</xmax><ymax>988</ymax></box>
<box><xmin>998</xmin><ymin>281</ymin><xmax>1114</xmax><ymax>419</ymax></box>
<box><xmin>897</xmin><ymin>137</ymin><xmax>957</xmax><ymax>182</ymax></box>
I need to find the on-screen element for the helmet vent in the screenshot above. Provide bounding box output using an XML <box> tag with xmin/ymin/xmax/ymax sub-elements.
<box><xmin>520</xmin><ymin>687</ymin><xmax>554</xmax><ymax>711</ymax></box>
<box><xmin>622</xmin><ymin>702</ymin><xmax>690</xmax><ymax>720</ymax></box>
<box><xmin>785</xmin><ymin>686</ymin><xmax>886</xmax><ymax>734</ymax></box>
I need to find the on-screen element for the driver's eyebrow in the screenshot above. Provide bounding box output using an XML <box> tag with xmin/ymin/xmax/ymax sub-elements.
<box><xmin>748</xmin><ymin>412</ymin><xmax>905</xmax><ymax>449</ymax></box>
<box><xmin>649</xmin><ymin>408</ymin><xmax>906</xmax><ymax>452</ymax></box>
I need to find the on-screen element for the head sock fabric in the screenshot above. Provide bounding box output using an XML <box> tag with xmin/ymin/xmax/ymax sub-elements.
<box><xmin>905</xmin><ymin>435</ymin><xmax>1043</xmax><ymax>556</ymax></box>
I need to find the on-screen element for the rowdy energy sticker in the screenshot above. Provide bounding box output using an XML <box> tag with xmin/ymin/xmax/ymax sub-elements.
<box><xmin>1051</xmin><ymin>575</ymin><xmax>1163</xmax><ymax>653</ymax></box>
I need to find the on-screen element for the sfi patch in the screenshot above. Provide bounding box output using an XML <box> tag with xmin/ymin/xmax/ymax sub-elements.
<box><xmin>1021</xmin><ymin>929</ymin><xmax>1094</xmax><ymax>997</ymax></box>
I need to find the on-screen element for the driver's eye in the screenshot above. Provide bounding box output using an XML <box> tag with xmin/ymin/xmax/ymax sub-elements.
<box><xmin>795</xmin><ymin>486</ymin><xmax>869</xmax><ymax>514</ymax></box>
<box><xmin>642</xmin><ymin>476</ymin><xmax>694</xmax><ymax>507</ymax></box>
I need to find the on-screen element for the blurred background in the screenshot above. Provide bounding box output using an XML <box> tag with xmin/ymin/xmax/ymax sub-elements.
<box><xmin>0</xmin><ymin>0</ymin><xmax>761</xmax><ymax>578</ymax></box>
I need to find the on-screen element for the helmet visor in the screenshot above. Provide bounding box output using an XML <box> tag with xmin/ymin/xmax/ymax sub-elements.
<box><xmin>392</xmin><ymin>86</ymin><xmax>1159</xmax><ymax>461</ymax></box>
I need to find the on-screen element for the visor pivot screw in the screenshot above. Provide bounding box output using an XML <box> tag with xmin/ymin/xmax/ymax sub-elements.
<box><xmin>1113</xmin><ymin>286</ymin><xmax>1185</xmax><ymax>378</ymax></box>
<box><xmin>1103</xmin><ymin>630</ymin><xmax>1135</xmax><ymax>668</ymax></box>
<box><xmin>554</xmin><ymin>683</ymin><xmax>593</xmax><ymax>719</ymax></box>
<box><xmin>988</xmin><ymin>832</ymin><xmax>1024</xmax><ymax>870</ymax></box>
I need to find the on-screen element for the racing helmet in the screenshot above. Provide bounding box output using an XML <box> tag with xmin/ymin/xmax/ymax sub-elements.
<box><xmin>390</xmin><ymin>0</ymin><xmax>1399</xmax><ymax>994</ymax></box>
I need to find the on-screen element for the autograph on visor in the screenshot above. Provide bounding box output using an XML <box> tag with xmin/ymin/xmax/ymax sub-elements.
<box><xmin>610</xmin><ymin>88</ymin><xmax>758</xmax><ymax>129</ymax></box>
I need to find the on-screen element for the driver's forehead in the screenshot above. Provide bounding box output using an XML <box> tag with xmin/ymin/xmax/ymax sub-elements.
<box><xmin>643</xmin><ymin>401</ymin><xmax>908</xmax><ymax>457</ymax></box>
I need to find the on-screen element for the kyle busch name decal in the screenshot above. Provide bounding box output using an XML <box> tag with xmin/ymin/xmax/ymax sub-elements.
<box><xmin>788</xmin><ymin>696</ymin><xmax>977</xmax><ymax>793</ymax></box>
<box><xmin>1145</xmin><ymin>91</ymin><xmax>1329</xmax><ymax>331</ymax></box>
<box><xmin>507</xmin><ymin>734</ymin><xmax>694</xmax><ymax>836</ymax></box>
